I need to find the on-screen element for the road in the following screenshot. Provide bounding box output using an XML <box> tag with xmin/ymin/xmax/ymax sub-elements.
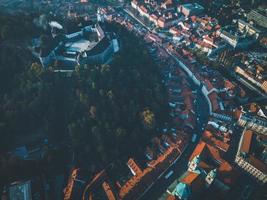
<box><xmin>139</xmin><ymin>88</ymin><xmax>210</xmax><ymax>200</ymax></box>
<box><xmin>115</xmin><ymin>7</ymin><xmax>211</xmax><ymax>200</ymax></box>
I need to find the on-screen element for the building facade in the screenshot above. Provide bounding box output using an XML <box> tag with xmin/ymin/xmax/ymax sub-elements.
<box><xmin>235</xmin><ymin>129</ymin><xmax>267</xmax><ymax>184</ymax></box>
<box><xmin>235</xmin><ymin>110</ymin><xmax>267</xmax><ymax>135</ymax></box>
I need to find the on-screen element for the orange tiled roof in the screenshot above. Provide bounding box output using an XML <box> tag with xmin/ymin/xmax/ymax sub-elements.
<box><xmin>180</xmin><ymin>171</ymin><xmax>200</xmax><ymax>185</ymax></box>
<box><xmin>167</xmin><ymin>194</ymin><xmax>178</xmax><ymax>200</ymax></box>
<box><xmin>215</xmin><ymin>24</ymin><xmax>221</xmax><ymax>29</ymax></box>
<box><xmin>102</xmin><ymin>182</ymin><xmax>116</xmax><ymax>200</ymax></box>
<box><xmin>158</xmin><ymin>16</ymin><xmax>165</xmax><ymax>23</ymax></box>
<box><xmin>81</xmin><ymin>169</ymin><xmax>107</xmax><ymax>200</ymax></box>
<box><xmin>249</xmin><ymin>155</ymin><xmax>267</xmax><ymax>173</ymax></box>
<box><xmin>127</xmin><ymin>158</ymin><xmax>143</xmax><ymax>175</ymax></box>
<box><xmin>233</xmin><ymin>109</ymin><xmax>242</xmax><ymax>120</ymax></box>
<box><xmin>64</xmin><ymin>169</ymin><xmax>79</xmax><ymax>200</ymax></box>
<box><xmin>240</xmin><ymin>130</ymin><xmax>253</xmax><ymax>154</ymax></box>
<box><xmin>206</xmin><ymin>144</ymin><xmax>224</xmax><ymax>163</ymax></box>
<box><xmin>203</xmin><ymin>35</ymin><xmax>214</xmax><ymax>43</ymax></box>
<box><xmin>204</xmin><ymin>79</ymin><xmax>214</xmax><ymax>91</ymax></box>
<box><xmin>119</xmin><ymin>147</ymin><xmax>182</xmax><ymax>200</ymax></box>
<box><xmin>202</xmin><ymin>131</ymin><xmax>229</xmax><ymax>152</ymax></box>
<box><xmin>249</xmin><ymin>103</ymin><xmax>258</xmax><ymax>113</ymax></box>
<box><xmin>140</xmin><ymin>5</ymin><xmax>148</xmax><ymax>13</ymax></box>
<box><xmin>218</xmin><ymin>161</ymin><xmax>233</xmax><ymax>173</ymax></box>
<box><xmin>191</xmin><ymin>15</ymin><xmax>197</xmax><ymax>22</ymax></box>
<box><xmin>118</xmin><ymin>134</ymin><xmax>188</xmax><ymax>200</ymax></box>
<box><xmin>199</xmin><ymin>161</ymin><xmax>213</xmax><ymax>171</ymax></box>
<box><xmin>189</xmin><ymin>141</ymin><xmax>206</xmax><ymax>161</ymax></box>
<box><xmin>224</xmin><ymin>80</ymin><xmax>235</xmax><ymax>90</ymax></box>
<box><xmin>150</xmin><ymin>14</ymin><xmax>158</xmax><ymax>20</ymax></box>
<box><xmin>218</xmin><ymin>161</ymin><xmax>236</xmax><ymax>185</ymax></box>
<box><xmin>208</xmin><ymin>92</ymin><xmax>219</xmax><ymax>112</ymax></box>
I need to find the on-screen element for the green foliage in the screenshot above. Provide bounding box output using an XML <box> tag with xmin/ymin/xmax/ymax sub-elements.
<box><xmin>0</xmin><ymin>13</ymin><xmax>42</xmax><ymax>41</ymax></box>
<box><xmin>0</xmin><ymin>19</ymin><xmax>169</xmax><ymax>168</ymax></box>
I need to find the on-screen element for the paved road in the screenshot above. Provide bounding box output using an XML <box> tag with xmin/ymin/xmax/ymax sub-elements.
<box><xmin>119</xmin><ymin>8</ymin><xmax>211</xmax><ymax>200</ymax></box>
<box><xmin>139</xmin><ymin>90</ymin><xmax>210</xmax><ymax>200</ymax></box>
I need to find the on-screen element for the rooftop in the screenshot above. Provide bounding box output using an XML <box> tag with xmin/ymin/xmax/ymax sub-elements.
<box><xmin>237</xmin><ymin>129</ymin><xmax>267</xmax><ymax>174</ymax></box>
<box><xmin>182</xmin><ymin>3</ymin><xmax>204</xmax><ymax>11</ymax></box>
<box><xmin>9</xmin><ymin>181</ymin><xmax>32</xmax><ymax>200</ymax></box>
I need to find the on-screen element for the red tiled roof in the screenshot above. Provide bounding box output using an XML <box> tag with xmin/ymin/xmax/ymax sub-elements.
<box><xmin>199</xmin><ymin>161</ymin><xmax>213</xmax><ymax>171</ymax></box>
<box><xmin>119</xmin><ymin>134</ymin><xmax>188</xmax><ymax>200</ymax></box>
<box><xmin>206</xmin><ymin>144</ymin><xmax>224</xmax><ymax>163</ymax></box>
<box><xmin>260</xmin><ymin>37</ymin><xmax>267</xmax><ymax>45</ymax></box>
<box><xmin>189</xmin><ymin>141</ymin><xmax>206</xmax><ymax>161</ymax></box>
<box><xmin>218</xmin><ymin>161</ymin><xmax>233</xmax><ymax>172</ymax></box>
<box><xmin>224</xmin><ymin>80</ymin><xmax>235</xmax><ymax>90</ymax></box>
<box><xmin>170</xmin><ymin>27</ymin><xmax>180</xmax><ymax>35</ymax></box>
<box><xmin>201</xmin><ymin>41</ymin><xmax>213</xmax><ymax>49</ymax></box>
<box><xmin>215</xmin><ymin>25</ymin><xmax>221</xmax><ymax>29</ymax></box>
<box><xmin>191</xmin><ymin>15</ymin><xmax>197</xmax><ymax>22</ymax></box>
<box><xmin>204</xmin><ymin>79</ymin><xmax>214</xmax><ymax>91</ymax></box>
<box><xmin>249</xmin><ymin>155</ymin><xmax>267</xmax><ymax>173</ymax></box>
<box><xmin>202</xmin><ymin>131</ymin><xmax>230</xmax><ymax>152</ymax></box>
<box><xmin>102</xmin><ymin>182</ymin><xmax>116</xmax><ymax>200</ymax></box>
<box><xmin>203</xmin><ymin>35</ymin><xmax>214</xmax><ymax>43</ymax></box>
<box><xmin>150</xmin><ymin>14</ymin><xmax>158</xmax><ymax>20</ymax></box>
<box><xmin>180</xmin><ymin>171</ymin><xmax>200</xmax><ymax>185</ymax></box>
<box><xmin>218</xmin><ymin>162</ymin><xmax>236</xmax><ymax>185</ymax></box>
<box><xmin>127</xmin><ymin>158</ymin><xmax>143</xmax><ymax>175</ymax></box>
<box><xmin>158</xmin><ymin>16</ymin><xmax>165</xmax><ymax>23</ymax></box>
<box><xmin>181</xmin><ymin>171</ymin><xmax>205</xmax><ymax>193</ymax></box>
<box><xmin>140</xmin><ymin>5</ymin><xmax>148</xmax><ymax>13</ymax></box>
<box><xmin>208</xmin><ymin>92</ymin><xmax>219</xmax><ymax>112</ymax></box>
<box><xmin>64</xmin><ymin>169</ymin><xmax>79</xmax><ymax>200</ymax></box>
<box><xmin>206</xmin><ymin>25</ymin><xmax>212</xmax><ymax>31</ymax></box>
<box><xmin>167</xmin><ymin>194</ymin><xmax>178</xmax><ymax>200</ymax></box>
<box><xmin>233</xmin><ymin>109</ymin><xmax>242</xmax><ymax>120</ymax></box>
<box><xmin>240</xmin><ymin>130</ymin><xmax>253</xmax><ymax>154</ymax></box>
<box><xmin>249</xmin><ymin>103</ymin><xmax>258</xmax><ymax>113</ymax></box>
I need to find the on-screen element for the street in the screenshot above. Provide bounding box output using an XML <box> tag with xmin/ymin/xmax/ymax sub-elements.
<box><xmin>116</xmin><ymin>7</ymin><xmax>212</xmax><ymax>200</ymax></box>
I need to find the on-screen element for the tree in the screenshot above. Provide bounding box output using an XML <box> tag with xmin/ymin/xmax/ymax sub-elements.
<box><xmin>141</xmin><ymin>109</ymin><xmax>155</xmax><ymax>130</ymax></box>
<box><xmin>30</xmin><ymin>62</ymin><xmax>44</xmax><ymax>77</ymax></box>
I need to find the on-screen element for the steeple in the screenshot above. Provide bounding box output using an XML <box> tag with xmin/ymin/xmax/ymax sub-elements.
<box><xmin>205</xmin><ymin>168</ymin><xmax>217</xmax><ymax>187</ymax></box>
<box><xmin>188</xmin><ymin>155</ymin><xmax>201</xmax><ymax>174</ymax></box>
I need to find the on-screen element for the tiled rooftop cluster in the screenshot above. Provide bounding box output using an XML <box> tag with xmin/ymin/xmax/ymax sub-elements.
<box><xmin>167</xmin><ymin>43</ymin><xmax>247</xmax><ymax>114</ymax></box>
<box><xmin>63</xmin><ymin>133</ymin><xmax>189</xmax><ymax>200</ymax></box>
<box><xmin>128</xmin><ymin>1</ymin><xmax>267</xmax><ymax>98</ymax></box>
<box><xmin>106</xmin><ymin>5</ymin><xmax>266</xmax><ymax>197</ymax></box>
<box><xmin>164</xmin><ymin>66</ymin><xmax>197</xmax><ymax>130</ymax></box>
<box><xmin>167</xmin><ymin>114</ymin><xmax>238</xmax><ymax>200</ymax></box>
<box><xmin>218</xmin><ymin>9</ymin><xmax>267</xmax><ymax>95</ymax></box>
<box><xmin>234</xmin><ymin>103</ymin><xmax>267</xmax><ymax>184</ymax></box>
<box><xmin>131</xmin><ymin>0</ymin><xmax>180</xmax><ymax>29</ymax></box>
<box><xmin>220</xmin><ymin>49</ymin><xmax>267</xmax><ymax>94</ymax></box>
<box><xmin>169</xmin><ymin>15</ymin><xmax>223</xmax><ymax>55</ymax></box>
<box><xmin>130</xmin><ymin>1</ymin><xmax>224</xmax><ymax>55</ymax></box>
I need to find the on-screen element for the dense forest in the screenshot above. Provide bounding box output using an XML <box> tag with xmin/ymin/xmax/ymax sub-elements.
<box><xmin>0</xmin><ymin>13</ymin><xmax>169</xmax><ymax>182</ymax></box>
<box><xmin>67</xmin><ymin>22</ymin><xmax>169</xmax><ymax>166</ymax></box>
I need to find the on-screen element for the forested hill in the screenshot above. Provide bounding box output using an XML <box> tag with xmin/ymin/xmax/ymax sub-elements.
<box><xmin>70</xmin><ymin>23</ymin><xmax>170</xmax><ymax>166</ymax></box>
<box><xmin>0</xmin><ymin>14</ymin><xmax>169</xmax><ymax>172</ymax></box>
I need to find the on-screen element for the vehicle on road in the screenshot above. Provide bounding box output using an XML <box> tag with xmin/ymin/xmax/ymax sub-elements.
<box><xmin>164</xmin><ymin>170</ymin><xmax>174</xmax><ymax>179</ymax></box>
<box><xmin>191</xmin><ymin>134</ymin><xmax>197</xmax><ymax>143</ymax></box>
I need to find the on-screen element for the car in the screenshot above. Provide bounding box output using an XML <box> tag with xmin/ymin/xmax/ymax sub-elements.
<box><xmin>164</xmin><ymin>170</ymin><xmax>174</xmax><ymax>179</ymax></box>
<box><xmin>191</xmin><ymin>134</ymin><xmax>197</xmax><ymax>143</ymax></box>
<box><xmin>163</xmin><ymin>141</ymin><xmax>170</xmax><ymax>148</ymax></box>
